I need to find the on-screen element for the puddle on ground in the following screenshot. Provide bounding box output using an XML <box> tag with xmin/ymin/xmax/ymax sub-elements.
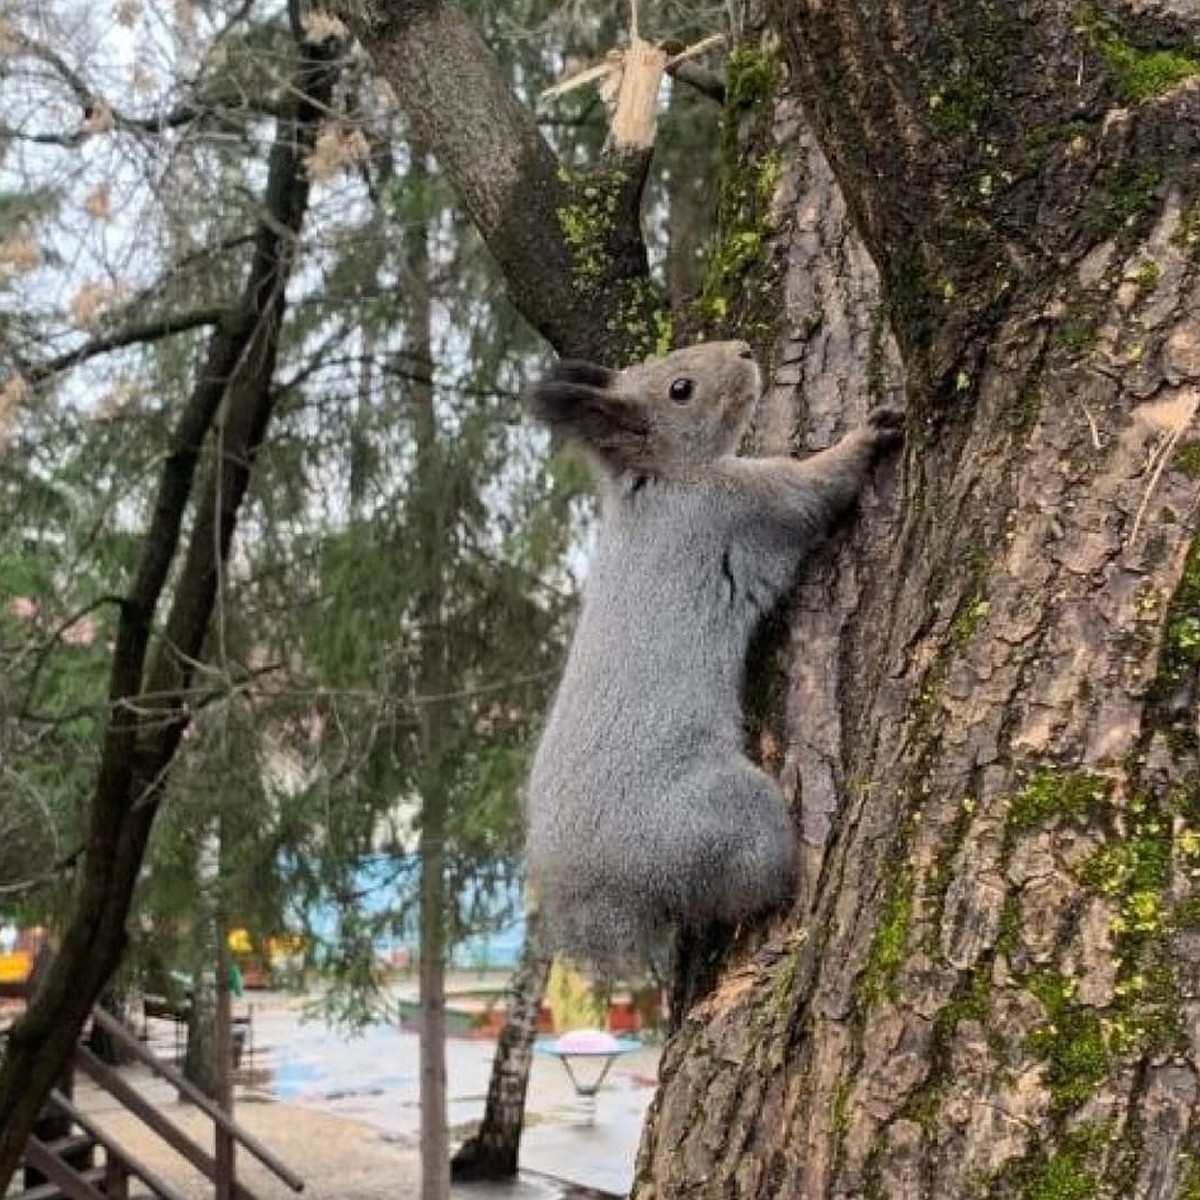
<box><xmin>323</xmin><ymin>1086</ymin><xmax>385</xmax><ymax>1101</ymax></box>
<box><xmin>269</xmin><ymin>1059</ymin><xmax>324</xmax><ymax>1098</ymax></box>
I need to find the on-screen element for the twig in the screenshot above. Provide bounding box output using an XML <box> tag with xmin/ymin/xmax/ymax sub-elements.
<box><xmin>1129</xmin><ymin>419</ymin><xmax>1191</xmax><ymax>546</ymax></box>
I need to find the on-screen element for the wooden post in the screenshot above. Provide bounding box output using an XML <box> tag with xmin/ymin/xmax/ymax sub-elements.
<box><xmin>214</xmin><ymin>831</ymin><xmax>234</xmax><ymax>1200</ymax></box>
<box><xmin>103</xmin><ymin>1152</ymin><xmax>130</xmax><ymax>1199</ymax></box>
<box><xmin>216</xmin><ymin>888</ymin><xmax>234</xmax><ymax>1195</ymax></box>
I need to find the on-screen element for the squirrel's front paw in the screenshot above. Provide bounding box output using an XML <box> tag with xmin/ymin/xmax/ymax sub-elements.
<box><xmin>865</xmin><ymin>406</ymin><xmax>905</xmax><ymax>452</ymax></box>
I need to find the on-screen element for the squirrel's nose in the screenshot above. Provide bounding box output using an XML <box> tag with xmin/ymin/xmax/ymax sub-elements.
<box><xmin>734</xmin><ymin>341</ymin><xmax>754</xmax><ymax>360</ymax></box>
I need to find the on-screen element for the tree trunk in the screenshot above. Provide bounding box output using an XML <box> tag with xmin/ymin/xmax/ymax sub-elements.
<box><xmin>184</xmin><ymin>969</ymin><xmax>219</xmax><ymax>1099</ymax></box>
<box><xmin>418</xmin><ymin>817</ymin><xmax>449</xmax><ymax>1200</ymax></box>
<box><xmin>86</xmin><ymin>987</ymin><xmax>136</xmax><ymax>1066</ymax></box>
<box><xmin>0</xmin><ymin>32</ymin><xmax>339</xmax><ymax>1192</ymax></box>
<box><xmin>451</xmin><ymin>909</ymin><xmax>552</xmax><ymax>1180</ymax></box>
<box><xmin>633</xmin><ymin>5</ymin><xmax>1200</xmax><ymax>1196</ymax></box>
<box><xmin>403</xmin><ymin>141</ymin><xmax>452</xmax><ymax>1200</ymax></box>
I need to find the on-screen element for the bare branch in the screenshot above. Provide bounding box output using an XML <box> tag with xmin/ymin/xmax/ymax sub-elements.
<box><xmin>667</xmin><ymin>60</ymin><xmax>726</xmax><ymax>104</ymax></box>
<box><xmin>0</xmin><ymin>24</ymin><xmax>291</xmax><ymax>147</ymax></box>
<box><xmin>16</xmin><ymin>595</ymin><xmax>132</xmax><ymax>721</ymax></box>
<box><xmin>25</xmin><ymin>307</ymin><xmax>230</xmax><ymax>386</ymax></box>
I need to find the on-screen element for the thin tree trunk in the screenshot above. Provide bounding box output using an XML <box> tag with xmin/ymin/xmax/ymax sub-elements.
<box><xmin>451</xmin><ymin>909</ymin><xmax>552</xmax><ymax>1180</ymax></box>
<box><xmin>662</xmin><ymin>83</ymin><xmax>721</xmax><ymax>314</ymax></box>
<box><xmin>85</xmin><ymin>987</ymin><xmax>135</xmax><ymax>1066</ymax></box>
<box><xmin>404</xmin><ymin>140</ymin><xmax>452</xmax><ymax>1200</ymax></box>
<box><xmin>184</xmin><ymin>971</ymin><xmax>219</xmax><ymax>1098</ymax></box>
<box><xmin>0</xmin><ymin>32</ymin><xmax>340</xmax><ymax>1191</ymax></box>
<box><xmin>418</xmin><ymin>794</ymin><xmax>449</xmax><ymax>1200</ymax></box>
<box><xmin>186</xmin><ymin>823</ymin><xmax>221</xmax><ymax>1098</ymax></box>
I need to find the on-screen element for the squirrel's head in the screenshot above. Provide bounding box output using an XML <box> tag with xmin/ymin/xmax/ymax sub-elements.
<box><xmin>529</xmin><ymin>340</ymin><xmax>760</xmax><ymax>474</ymax></box>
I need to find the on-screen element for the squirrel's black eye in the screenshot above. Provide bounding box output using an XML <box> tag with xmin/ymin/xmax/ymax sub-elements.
<box><xmin>669</xmin><ymin>378</ymin><xmax>695</xmax><ymax>404</ymax></box>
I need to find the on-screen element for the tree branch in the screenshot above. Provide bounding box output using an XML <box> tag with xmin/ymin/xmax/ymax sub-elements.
<box><xmin>1</xmin><ymin>25</ymin><xmax>290</xmax><ymax>147</ymax></box>
<box><xmin>668</xmin><ymin>60</ymin><xmax>726</xmax><ymax>104</ymax></box>
<box><xmin>329</xmin><ymin>0</ymin><xmax>658</xmax><ymax>361</ymax></box>
<box><xmin>25</xmin><ymin>307</ymin><xmax>229</xmax><ymax>385</ymax></box>
<box><xmin>329</xmin><ymin>0</ymin><xmax>578</xmax><ymax>349</ymax></box>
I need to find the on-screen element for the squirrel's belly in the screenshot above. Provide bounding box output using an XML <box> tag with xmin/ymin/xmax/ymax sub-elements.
<box><xmin>527</xmin><ymin>577</ymin><xmax>748</xmax><ymax>867</ymax></box>
<box><xmin>527</xmin><ymin>674</ymin><xmax>739</xmax><ymax>827</ymax></box>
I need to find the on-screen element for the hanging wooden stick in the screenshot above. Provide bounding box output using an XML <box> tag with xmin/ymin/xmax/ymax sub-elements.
<box><xmin>541</xmin><ymin>1</ymin><xmax>723</xmax><ymax>153</ymax></box>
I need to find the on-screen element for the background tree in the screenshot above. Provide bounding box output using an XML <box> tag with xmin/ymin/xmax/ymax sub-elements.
<box><xmin>0</xmin><ymin>4</ymin><xmax>342</xmax><ymax>1172</ymax></box>
<box><xmin>0</xmin><ymin>0</ymin><xmax>365</xmax><ymax>1176</ymax></box>
<box><xmin>1</xmin><ymin>0</ymin><xmax>590</xmax><ymax>1186</ymax></box>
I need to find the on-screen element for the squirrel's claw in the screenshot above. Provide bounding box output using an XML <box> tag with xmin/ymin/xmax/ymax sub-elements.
<box><xmin>865</xmin><ymin>405</ymin><xmax>905</xmax><ymax>450</ymax></box>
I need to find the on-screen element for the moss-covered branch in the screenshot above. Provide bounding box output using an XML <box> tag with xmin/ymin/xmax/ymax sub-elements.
<box><xmin>330</xmin><ymin>0</ymin><xmax>664</xmax><ymax>363</ymax></box>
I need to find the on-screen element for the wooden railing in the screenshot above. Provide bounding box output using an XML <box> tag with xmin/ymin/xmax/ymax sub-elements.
<box><xmin>87</xmin><ymin>1008</ymin><xmax>305</xmax><ymax>1198</ymax></box>
<box><xmin>11</xmin><ymin>1006</ymin><xmax>304</xmax><ymax>1200</ymax></box>
<box><xmin>28</xmin><ymin>1090</ymin><xmax>189</xmax><ymax>1200</ymax></box>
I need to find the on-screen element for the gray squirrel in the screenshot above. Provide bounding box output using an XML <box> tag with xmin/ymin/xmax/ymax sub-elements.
<box><xmin>525</xmin><ymin>340</ymin><xmax>903</xmax><ymax>973</ymax></box>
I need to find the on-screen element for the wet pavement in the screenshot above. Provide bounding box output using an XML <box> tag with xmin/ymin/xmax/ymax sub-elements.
<box><xmin>125</xmin><ymin>986</ymin><xmax>660</xmax><ymax>1198</ymax></box>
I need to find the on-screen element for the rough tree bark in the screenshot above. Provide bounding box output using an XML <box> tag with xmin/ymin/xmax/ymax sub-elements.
<box><xmin>0</xmin><ymin>30</ymin><xmax>340</xmax><ymax>1191</ymax></box>
<box><xmin>632</xmin><ymin>4</ymin><xmax>1200</xmax><ymax>1197</ymax></box>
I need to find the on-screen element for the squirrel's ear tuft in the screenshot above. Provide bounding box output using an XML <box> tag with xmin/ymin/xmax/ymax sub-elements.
<box><xmin>548</xmin><ymin>359</ymin><xmax>616</xmax><ymax>389</ymax></box>
<box><xmin>527</xmin><ymin>359</ymin><xmax>617</xmax><ymax>426</ymax></box>
<box><xmin>526</xmin><ymin>361</ymin><xmax>650</xmax><ymax>456</ymax></box>
<box><xmin>528</xmin><ymin>378</ymin><xmax>598</xmax><ymax>425</ymax></box>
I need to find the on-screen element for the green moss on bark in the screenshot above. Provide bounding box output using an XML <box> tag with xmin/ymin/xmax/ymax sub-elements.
<box><xmin>1174</xmin><ymin>440</ymin><xmax>1200</xmax><ymax>481</ymax></box>
<box><xmin>931</xmin><ymin>966</ymin><xmax>993</xmax><ymax>1061</ymax></box>
<box><xmin>1153</xmin><ymin>531</ymin><xmax>1200</xmax><ymax>719</ymax></box>
<box><xmin>1094</xmin><ymin>27</ymin><xmax>1200</xmax><ymax>103</ymax></box>
<box><xmin>1178</xmin><ymin>1155</ymin><xmax>1200</xmax><ymax>1200</ymax></box>
<box><xmin>1003</xmin><ymin>1122</ymin><xmax>1109</xmax><ymax>1200</ymax></box>
<box><xmin>1005</xmin><ymin>769</ymin><xmax>1112</xmax><ymax>834</ymax></box>
<box><xmin>1083</xmin><ymin>161</ymin><xmax>1165</xmax><ymax>241</ymax></box>
<box><xmin>862</xmin><ymin>875</ymin><xmax>915</xmax><ymax>1004</ymax></box>
<box><xmin>555</xmin><ymin>165</ymin><xmax>672</xmax><ymax>361</ymax></box>
<box><xmin>1025</xmin><ymin>973</ymin><xmax>1109</xmax><ymax>1113</ymax></box>
<box><xmin>695</xmin><ymin>45</ymin><xmax>784</xmax><ymax>350</ymax></box>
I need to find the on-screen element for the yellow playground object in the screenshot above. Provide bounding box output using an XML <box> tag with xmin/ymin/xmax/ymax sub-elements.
<box><xmin>0</xmin><ymin>949</ymin><xmax>32</xmax><ymax>986</ymax></box>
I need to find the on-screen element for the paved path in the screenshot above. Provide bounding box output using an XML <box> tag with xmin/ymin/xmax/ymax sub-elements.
<box><xmin>79</xmin><ymin>989</ymin><xmax>659</xmax><ymax>1198</ymax></box>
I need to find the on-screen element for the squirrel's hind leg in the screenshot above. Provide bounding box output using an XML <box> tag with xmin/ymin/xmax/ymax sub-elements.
<box><xmin>668</xmin><ymin>761</ymin><xmax>798</xmax><ymax>928</ymax></box>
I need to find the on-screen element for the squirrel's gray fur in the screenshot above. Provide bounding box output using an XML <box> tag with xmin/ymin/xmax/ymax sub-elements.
<box><xmin>524</xmin><ymin>340</ymin><xmax>903</xmax><ymax>973</ymax></box>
